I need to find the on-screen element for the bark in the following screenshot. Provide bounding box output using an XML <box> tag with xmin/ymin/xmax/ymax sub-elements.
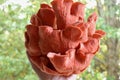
<box><xmin>106</xmin><ymin>38</ymin><xmax>119</xmax><ymax>79</ymax></box>
<box><xmin>96</xmin><ymin>0</ymin><xmax>120</xmax><ymax>79</ymax></box>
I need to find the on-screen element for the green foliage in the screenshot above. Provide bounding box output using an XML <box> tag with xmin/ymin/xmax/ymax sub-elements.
<box><xmin>0</xmin><ymin>0</ymin><xmax>119</xmax><ymax>80</ymax></box>
<box><xmin>77</xmin><ymin>62</ymin><xmax>107</xmax><ymax>80</ymax></box>
<box><xmin>96</xmin><ymin>17</ymin><xmax>120</xmax><ymax>39</ymax></box>
<box><xmin>0</xmin><ymin>0</ymin><xmax>39</xmax><ymax>80</ymax></box>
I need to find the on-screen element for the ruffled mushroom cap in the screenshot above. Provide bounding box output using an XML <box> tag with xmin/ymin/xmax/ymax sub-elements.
<box><xmin>25</xmin><ymin>0</ymin><xmax>105</xmax><ymax>77</ymax></box>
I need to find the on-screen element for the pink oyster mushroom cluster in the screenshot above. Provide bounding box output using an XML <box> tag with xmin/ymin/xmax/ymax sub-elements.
<box><xmin>25</xmin><ymin>0</ymin><xmax>105</xmax><ymax>77</ymax></box>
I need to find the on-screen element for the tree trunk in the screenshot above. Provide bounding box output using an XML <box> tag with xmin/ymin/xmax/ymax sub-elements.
<box><xmin>106</xmin><ymin>38</ymin><xmax>119</xmax><ymax>79</ymax></box>
<box><xmin>96</xmin><ymin>0</ymin><xmax>120</xmax><ymax>79</ymax></box>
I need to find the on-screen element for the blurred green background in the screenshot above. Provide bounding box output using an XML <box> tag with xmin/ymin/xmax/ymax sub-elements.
<box><xmin>0</xmin><ymin>0</ymin><xmax>120</xmax><ymax>80</ymax></box>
